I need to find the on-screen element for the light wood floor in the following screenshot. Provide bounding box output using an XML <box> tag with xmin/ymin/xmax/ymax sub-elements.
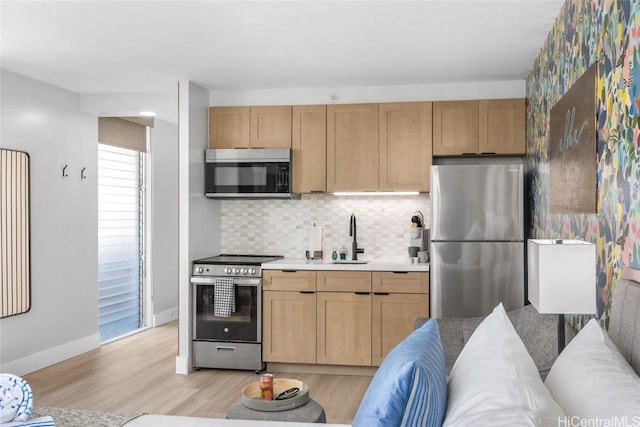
<box><xmin>24</xmin><ymin>321</ymin><xmax>372</xmax><ymax>424</ymax></box>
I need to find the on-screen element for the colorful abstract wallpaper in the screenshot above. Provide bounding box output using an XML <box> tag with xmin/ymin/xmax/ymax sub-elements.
<box><xmin>527</xmin><ymin>0</ymin><xmax>640</xmax><ymax>327</ymax></box>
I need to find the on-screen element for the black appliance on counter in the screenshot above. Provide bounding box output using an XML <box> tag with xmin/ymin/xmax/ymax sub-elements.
<box><xmin>190</xmin><ymin>254</ymin><xmax>283</xmax><ymax>372</ymax></box>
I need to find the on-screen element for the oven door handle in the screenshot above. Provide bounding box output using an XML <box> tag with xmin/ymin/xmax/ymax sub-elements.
<box><xmin>190</xmin><ymin>276</ymin><xmax>261</xmax><ymax>287</ymax></box>
<box><xmin>233</xmin><ymin>278</ymin><xmax>262</xmax><ymax>287</ymax></box>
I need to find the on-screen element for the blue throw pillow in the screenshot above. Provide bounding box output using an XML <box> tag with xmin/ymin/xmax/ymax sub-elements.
<box><xmin>352</xmin><ymin>319</ymin><xmax>447</xmax><ymax>427</ymax></box>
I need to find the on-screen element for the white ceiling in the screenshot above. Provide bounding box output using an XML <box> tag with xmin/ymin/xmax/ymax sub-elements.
<box><xmin>1</xmin><ymin>0</ymin><xmax>563</xmax><ymax>96</ymax></box>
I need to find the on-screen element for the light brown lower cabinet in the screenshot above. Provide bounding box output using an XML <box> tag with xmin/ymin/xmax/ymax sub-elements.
<box><xmin>372</xmin><ymin>293</ymin><xmax>429</xmax><ymax>366</ymax></box>
<box><xmin>317</xmin><ymin>291</ymin><xmax>372</xmax><ymax>366</ymax></box>
<box><xmin>262</xmin><ymin>269</ymin><xmax>429</xmax><ymax>367</ymax></box>
<box><xmin>263</xmin><ymin>290</ymin><xmax>316</xmax><ymax>363</ymax></box>
<box><xmin>262</xmin><ymin>270</ymin><xmax>316</xmax><ymax>363</ymax></box>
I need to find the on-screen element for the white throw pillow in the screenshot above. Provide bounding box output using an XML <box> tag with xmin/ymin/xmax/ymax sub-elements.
<box><xmin>443</xmin><ymin>303</ymin><xmax>565</xmax><ymax>427</ymax></box>
<box><xmin>544</xmin><ymin>318</ymin><xmax>640</xmax><ymax>420</ymax></box>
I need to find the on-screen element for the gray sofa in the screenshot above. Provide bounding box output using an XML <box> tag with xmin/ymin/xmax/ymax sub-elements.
<box><xmin>415</xmin><ymin>304</ymin><xmax>576</xmax><ymax>379</ymax></box>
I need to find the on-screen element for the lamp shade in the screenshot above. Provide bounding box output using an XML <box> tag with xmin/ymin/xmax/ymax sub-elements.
<box><xmin>527</xmin><ymin>239</ymin><xmax>596</xmax><ymax>315</ymax></box>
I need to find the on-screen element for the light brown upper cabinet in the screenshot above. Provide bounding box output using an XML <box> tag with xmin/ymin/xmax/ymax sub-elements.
<box><xmin>432</xmin><ymin>100</ymin><xmax>479</xmax><ymax>155</ymax></box>
<box><xmin>209</xmin><ymin>106</ymin><xmax>250</xmax><ymax>148</ymax></box>
<box><xmin>327</xmin><ymin>104</ymin><xmax>379</xmax><ymax>192</ymax></box>
<box><xmin>209</xmin><ymin>106</ymin><xmax>292</xmax><ymax>148</ymax></box>
<box><xmin>379</xmin><ymin>102</ymin><xmax>433</xmax><ymax>192</ymax></box>
<box><xmin>433</xmin><ymin>99</ymin><xmax>525</xmax><ymax>156</ymax></box>
<box><xmin>292</xmin><ymin>105</ymin><xmax>327</xmax><ymax>193</ymax></box>
<box><xmin>479</xmin><ymin>99</ymin><xmax>525</xmax><ymax>155</ymax></box>
<box><xmin>250</xmin><ymin>106</ymin><xmax>292</xmax><ymax>148</ymax></box>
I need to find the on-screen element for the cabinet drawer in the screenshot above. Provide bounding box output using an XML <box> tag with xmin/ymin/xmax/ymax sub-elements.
<box><xmin>372</xmin><ymin>272</ymin><xmax>428</xmax><ymax>294</ymax></box>
<box><xmin>262</xmin><ymin>270</ymin><xmax>316</xmax><ymax>291</ymax></box>
<box><xmin>317</xmin><ymin>271</ymin><xmax>371</xmax><ymax>292</ymax></box>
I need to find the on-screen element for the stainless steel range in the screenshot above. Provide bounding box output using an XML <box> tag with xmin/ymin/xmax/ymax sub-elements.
<box><xmin>190</xmin><ymin>254</ymin><xmax>282</xmax><ymax>372</ymax></box>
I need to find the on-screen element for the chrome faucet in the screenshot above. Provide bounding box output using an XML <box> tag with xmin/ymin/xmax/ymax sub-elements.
<box><xmin>349</xmin><ymin>213</ymin><xmax>365</xmax><ymax>260</ymax></box>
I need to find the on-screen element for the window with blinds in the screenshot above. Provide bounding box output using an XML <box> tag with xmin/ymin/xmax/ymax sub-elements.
<box><xmin>98</xmin><ymin>143</ymin><xmax>144</xmax><ymax>342</ymax></box>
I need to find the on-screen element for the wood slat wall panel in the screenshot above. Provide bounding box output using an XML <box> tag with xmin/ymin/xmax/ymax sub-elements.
<box><xmin>1</xmin><ymin>148</ymin><xmax>31</xmax><ymax>318</ymax></box>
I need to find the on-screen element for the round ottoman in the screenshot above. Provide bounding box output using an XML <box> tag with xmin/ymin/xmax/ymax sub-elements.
<box><xmin>226</xmin><ymin>398</ymin><xmax>326</xmax><ymax>423</ymax></box>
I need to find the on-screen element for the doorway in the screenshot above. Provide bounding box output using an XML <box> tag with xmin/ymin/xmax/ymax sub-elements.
<box><xmin>97</xmin><ymin>143</ymin><xmax>147</xmax><ymax>342</ymax></box>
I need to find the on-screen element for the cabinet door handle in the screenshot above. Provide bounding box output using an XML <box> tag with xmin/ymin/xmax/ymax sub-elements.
<box><xmin>282</xmin><ymin>270</ymin><xmax>298</xmax><ymax>273</ymax></box>
<box><xmin>354</xmin><ymin>292</ymin><xmax>370</xmax><ymax>295</ymax></box>
<box><xmin>299</xmin><ymin>291</ymin><xmax>315</xmax><ymax>294</ymax></box>
<box><xmin>374</xmin><ymin>292</ymin><xmax>390</xmax><ymax>296</ymax></box>
<box><xmin>480</xmin><ymin>152</ymin><xmax>497</xmax><ymax>155</ymax></box>
<box><xmin>461</xmin><ymin>152</ymin><xmax>477</xmax><ymax>156</ymax></box>
<box><xmin>392</xmin><ymin>271</ymin><xmax>408</xmax><ymax>274</ymax></box>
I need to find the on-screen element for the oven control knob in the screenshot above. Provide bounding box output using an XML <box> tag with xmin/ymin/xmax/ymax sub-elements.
<box><xmin>196</xmin><ymin>267</ymin><xmax>203</xmax><ymax>274</ymax></box>
<box><xmin>224</xmin><ymin>267</ymin><xmax>232</xmax><ymax>275</ymax></box>
<box><xmin>233</xmin><ymin>267</ymin><xmax>240</xmax><ymax>275</ymax></box>
<box><xmin>242</xmin><ymin>268</ymin><xmax>248</xmax><ymax>275</ymax></box>
<box><xmin>251</xmin><ymin>268</ymin><xmax>257</xmax><ymax>275</ymax></box>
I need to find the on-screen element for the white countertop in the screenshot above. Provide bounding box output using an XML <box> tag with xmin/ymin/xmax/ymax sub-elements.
<box><xmin>262</xmin><ymin>258</ymin><xmax>429</xmax><ymax>272</ymax></box>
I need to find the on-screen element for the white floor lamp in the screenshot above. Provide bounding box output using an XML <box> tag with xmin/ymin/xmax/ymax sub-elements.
<box><xmin>527</xmin><ymin>239</ymin><xmax>597</xmax><ymax>353</ymax></box>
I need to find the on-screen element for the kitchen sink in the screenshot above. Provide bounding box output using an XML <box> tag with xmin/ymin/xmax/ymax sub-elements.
<box><xmin>331</xmin><ymin>260</ymin><xmax>370</xmax><ymax>264</ymax></box>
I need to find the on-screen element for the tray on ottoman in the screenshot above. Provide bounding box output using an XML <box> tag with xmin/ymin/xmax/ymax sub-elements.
<box><xmin>241</xmin><ymin>378</ymin><xmax>309</xmax><ymax>412</ymax></box>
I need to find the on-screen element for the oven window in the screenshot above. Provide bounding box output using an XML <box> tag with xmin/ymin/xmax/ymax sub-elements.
<box><xmin>194</xmin><ymin>284</ymin><xmax>259</xmax><ymax>342</ymax></box>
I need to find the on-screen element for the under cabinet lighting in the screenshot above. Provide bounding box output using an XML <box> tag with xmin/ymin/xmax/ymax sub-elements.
<box><xmin>332</xmin><ymin>191</ymin><xmax>420</xmax><ymax>196</ymax></box>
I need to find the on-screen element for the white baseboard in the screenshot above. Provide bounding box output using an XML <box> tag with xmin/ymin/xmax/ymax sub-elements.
<box><xmin>175</xmin><ymin>355</ymin><xmax>191</xmax><ymax>375</ymax></box>
<box><xmin>153</xmin><ymin>306</ymin><xmax>178</xmax><ymax>327</ymax></box>
<box><xmin>1</xmin><ymin>333</ymin><xmax>100</xmax><ymax>376</ymax></box>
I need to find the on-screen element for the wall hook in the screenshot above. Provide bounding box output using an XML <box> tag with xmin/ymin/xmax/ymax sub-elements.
<box><xmin>81</xmin><ymin>167</ymin><xmax>87</xmax><ymax>180</ymax></box>
<box><xmin>62</xmin><ymin>164</ymin><xmax>68</xmax><ymax>178</ymax></box>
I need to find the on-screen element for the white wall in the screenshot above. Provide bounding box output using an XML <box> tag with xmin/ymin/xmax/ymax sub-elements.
<box><xmin>0</xmin><ymin>72</ymin><xmax>181</xmax><ymax>374</ymax></box>
<box><xmin>176</xmin><ymin>81</ymin><xmax>221</xmax><ymax>374</ymax></box>
<box><xmin>80</xmin><ymin>92</ymin><xmax>177</xmax><ymax>125</ymax></box>
<box><xmin>210</xmin><ymin>80</ymin><xmax>525</xmax><ymax>106</ymax></box>
<box><xmin>150</xmin><ymin>119</ymin><xmax>179</xmax><ymax>326</ymax></box>
<box><xmin>0</xmin><ymin>70</ymin><xmax>99</xmax><ymax>375</ymax></box>
<box><xmin>77</xmin><ymin>91</ymin><xmax>181</xmax><ymax>327</ymax></box>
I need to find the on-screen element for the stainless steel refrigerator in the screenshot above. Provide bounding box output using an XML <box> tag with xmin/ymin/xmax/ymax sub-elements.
<box><xmin>430</xmin><ymin>160</ymin><xmax>525</xmax><ymax>318</ymax></box>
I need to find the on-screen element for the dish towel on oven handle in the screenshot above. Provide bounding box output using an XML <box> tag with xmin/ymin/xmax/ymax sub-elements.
<box><xmin>0</xmin><ymin>373</ymin><xmax>55</xmax><ymax>426</ymax></box>
<box><xmin>213</xmin><ymin>277</ymin><xmax>236</xmax><ymax>317</ymax></box>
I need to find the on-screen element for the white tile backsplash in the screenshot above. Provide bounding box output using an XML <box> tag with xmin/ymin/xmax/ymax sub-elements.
<box><xmin>221</xmin><ymin>193</ymin><xmax>430</xmax><ymax>262</ymax></box>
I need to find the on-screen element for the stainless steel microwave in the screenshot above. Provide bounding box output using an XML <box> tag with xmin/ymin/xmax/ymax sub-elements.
<box><xmin>204</xmin><ymin>148</ymin><xmax>300</xmax><ymax>199</ymax></box>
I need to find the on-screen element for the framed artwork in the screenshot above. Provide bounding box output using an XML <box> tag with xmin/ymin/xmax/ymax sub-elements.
<box><xmin>1</xmin><ymin>148</ymin><xmax>31</xmax><ymax>318</ymax></box>
<box><xmin>549</xmin><ymin>64</ymin><xmax>597</xmax><ymax>213</ymax></box>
